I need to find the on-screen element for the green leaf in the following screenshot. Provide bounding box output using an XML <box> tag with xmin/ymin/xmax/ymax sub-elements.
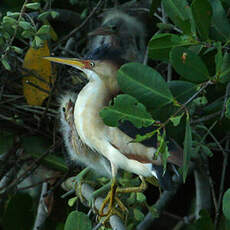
<box><xmin>170</xmin><ymin>113</ymin><xmax>184</xmax><ymax>126</ymax></box>
<box><xmin>2</xmin><ymin>193</ymin><xmax>34</xmax><ymax>230</ymax></box>
<box><xmin>64</xmin><ymin>211</ymin><xmax>92</xmax><ymax>230</ymax></box>
<box><xmin>117</xmin><ymin>63</ymin><xmax>174</xmax><ymax>109</ymax></box>
<box><xmin>183</xmin><ymin>113</ymin><xmax>192</xmax><ymax>183</ymax></box>
<box><xmin>38</xmin><ymin>11</ymin><xmax>51</xmax><ymax>21</ymax></box>
<box><xmin>149</xmin><ymin>206</ymin><xmax>159</xmax><ymax>218</ymax></box>
<box><xmin>193</xmin><ymin>96</ymin><xmax>208</xmax><ymax>106</ymax></box>
<box><xmin>68</xmin><ymin>197</ymin><xmax>78</xmax><ymax>207</ymax></box>
<box><xmin>220</xmin><ymin>52</ymin><xmax>230</xmax><ymax>83</ymax></box>
<box><xmin>22</xmin><ymin>136</ymin><xmax>68</xmax><ymax>172</ymax></box>
<box><xmin>136</xmin><ymin>192</ymin><xmax>146</xmax><ymax>203</ymax></box>
<box><xmin>223</xmin><ymin>190</ymin><xmax>230</xmax><ymax>220</ymax></box>
<box><xmin>168</xmin><ymin>80</ymin><xmax>198</xmax><ymax>104</ymax></box>
<box><xmin>3</xmin><ymin>16</ymin><xmax>17</xmax><ymax>24</ymax></box>
<box><xmin>51</xmin><ymin>11</ymin><xmax>59</xmax><ymax>19</ymax></box>
<box><xmin>148</xmin><ymin>33</ymin><xmax>194</xmax><ymax>61</ymax></box>
<box><xmin>134</xmin><ymin>130</ymin><xmax>158</xmax><ymax>143</ymax></box>
<box><xmin>1</xmin><ymin>57</ymin><xmax>11</xmax><ymax>71</ymax></box>
<box><xmin>6</xmin><ymin>12</ymin><xmax>20</xmax><ymax>18</ymax></box>
<box><xmin>156</xmin><ymin>131</ymin><xmax>170</xmax><ymax>170</ymax></box>
<box><xmin>22</xmin><ymin>135</ymin><xmax>50</xmax><ymax>154</ymax></box>
<box><xmin>191</xmin><ymin>0</ymin><xmax>212</xmax><ymax>40</ymax></box>
<box><xmin>37</xmin><ymin>25</ymin><xmax>50</xmax><ymax>35</ymax></box>
<box><xmin>100</xmin><ymin>94</ymin><xmax>154</xmax><ymax>128</ymax></box>
<box><xmin>215</xmin><ymin>42</ymin><xmax>223</xmax><ymax>77</ymax></box>
<box><xmin>190</xmin><ymin>210</ymin><xmax>215</xmax><ymax>230</ymax></box>
<box><xmin>225</xmin><ymin>98</ymin><xmax>230</xmax><ymax>119</ymax></box>
<box><xmin>29</xmin><ymin>152</ymin><xmax>68</xmax><ymax>172</ymax></box>
<box><xmin>12</xmin><ymin>46</ymin><xmax>23</xmax><ymax>54</ymax></box>
<box><xmin>36</xmin><ymin>25</ymin><xmax>51</xmax><ymax>40</ymax></box>
<box><xmin>25</xmin><ymin>3</ymin><xmax>41</xmax><ymax>10</ymax></box>
<box><xmin>0</xmin><ymin>131</ymin><xmax>14</xmax><ymax>154</ymax></box>
<box><xmin>209</xmin><ymin>0</ymin><xmax>230</xmax><ymax>41</ymax></box>
<box><xmin>133</xmin><ymin>209</ymin><xmax>145</xmax><ymax>221</ymax></box>
<box><xmin>201</xmin><ymin>144</ymin><xmax>213</xmax><ymax>157</ymax></box>
<box><xmin>162</xmin><ymin>0</ymin><xmax>194</xmax><ymax>34</ymax></box>
<box><xmin>21</xmin><ymin>30</ymin><xmax>34</xmax><ymax>39</ymax></box>
<box><xmin>33</xmin><ymin>35</ymin><xmax>44</xmax><ymax>48</ymax></box>
<box><xmin>170</xmin><ymin>46</ymin><xmax>209</xmax><ymax>83</ymax></box>
<box><xmin>19</xmin><ymin>21</ymin><xmax>33</xmax><ymax>30</ymax></box>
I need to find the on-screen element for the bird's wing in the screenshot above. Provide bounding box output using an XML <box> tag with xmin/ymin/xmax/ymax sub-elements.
<box><xmin>59</xmin><ymin>94</ymin><xmax>112</xmax><ymax>177</ymax></box>
<box><xmin>106</xmin><ymin>121</ymin><xmax>183</xmax><ymax>167</ymax></box>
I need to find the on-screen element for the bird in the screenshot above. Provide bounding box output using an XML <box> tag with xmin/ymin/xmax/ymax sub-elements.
<box><xmin>87</xmin><ymin>9</ymin><xmax>146</xmax><ymax>63</ymax></box>
<box><xmin>46</xmin><ymin>10</ymin><xmax>183</xmax><ymax>217</ymax></box>
<box><xmin>45</xmin><ymin>46</ymin><xmax>183</xmax><ymax>216</ymax></box>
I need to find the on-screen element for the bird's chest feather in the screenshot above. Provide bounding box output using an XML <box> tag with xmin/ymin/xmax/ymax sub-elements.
<box><xmin>74</xmin><ymin>82</ymin><xmax>110</xmax><ymax>150</ymax></box>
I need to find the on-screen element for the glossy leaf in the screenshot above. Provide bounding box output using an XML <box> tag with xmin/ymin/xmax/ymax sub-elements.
<box><xmin>209</xmin><ymin>0</ymin><xmax>230</xmax><ymax>41</ymax></box>
<box><xmin>214</xmin><ymin>42</ymin><xmax>223</xmax><ymax>78</ymax></box>
<box><xmin>223</xmin><ymin>189</ymin><xmax>230</xmax><ymax>220</ymax></box>
<box><xmin>25</xmin><ymin>3</ymin><xmax>40</xmax><ymax>10</ymax></box>
<box><xmin>22</xmin><ymin>135</ymin><xmax>68</xmax><ymax>172</ymax></box>
<box><xmin>183</xmin><ymin>113</ymin><xmax>192</xmax><ymax>183</ymax></box>
<box><xmin>189</xmin><ymin>210</ymin><xmax>215</xmax><ymax>230</ymax></box>
<box><xmin>170</xmin><ymin>113</ymin><xmax>184</xmax><ymax>126</ymax></box>
<box><xmin>133</xmin><ymin>209</ymin><xmax>145</xmax><ymax>221</ymax></box>
<box><xmin>220</xmin><ymin>52</ymin><xmax>230</xmax><ymax>83</ymax></box>
<box><xmin>148</xmin><ymin>33</ymin><xmax>193</xmax><ymax>61</ymax></box>
<box><xmin>22</xmin><ymin>41</ymin><xmax>56</xmax><ymax>105</ymax></box>
<box><xmin>162</xmin><ymin>0</ymin><xmax>193</xmax><ymax>34</ymax></box>
<box><xmin>156</xmin><ymin>131</ymin><xmax>170</xmax><ymax>170</ymax></box>
<box><xmin>19</xmin><ymin>21</ymin><xmax>33</xmax><ymax>30</ymax></box>
<box><xmin>191</xmin><ymin>0</ymin><xmax>212</xmax><ymax>40</ymax></box>
<box><xmin>170</xmin><ymin>47</ymin><xmax>209</xmax><ymax>83</ymax></box>
<box><xmin>100</xmin><ymin>94</ymin><xmax>154</xmax><ymax>128</ymax></box>
<box><xmin>168</xmin><ymin>80</ymin><xmax>198</xmax><ymax>104</ymax></box>
<box><xmin>64</xmin><ymin>211</ymin><xmax>92</xmax><ymax>230</ymax></box>
<box><xmin>117</xmin><ymin>63</ymin><xmax>174</xmax><ymax>109</ymax></box>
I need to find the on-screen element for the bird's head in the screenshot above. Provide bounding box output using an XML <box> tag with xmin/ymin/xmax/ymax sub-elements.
<box><xmin>45</xmin><ymin>46</ymin><xmax>125</xmax><ymax>94</ymax></box>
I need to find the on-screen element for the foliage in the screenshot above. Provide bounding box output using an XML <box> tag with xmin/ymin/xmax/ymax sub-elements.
<box><xmin>0</xmin><ymin>0</ymin><xmax>230</xmax><ymax>229</ymax></box>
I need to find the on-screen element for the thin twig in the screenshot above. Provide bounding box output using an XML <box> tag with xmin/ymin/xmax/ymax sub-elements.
<box><xmin>163</xmin><ymin>80</ymin><xmax>212</xmax><ymax>126</ymax></box>
<box><xmin>33</xmin><ymin>182</ymin><xmax>49</xmax><ymax>230</ymax></box>
<box><xmin>2</xmin><ymin>0</ymin><xmax>29</xmax><ymax>59</ymax></box>
<box><xmin>191</xmin><ymin>111</ymin><xmax>221</xmax><ymax>124</ymax></box>
<box><xmin>17</xmin><ymin>175</ymin><xmax>61</xmax><ymax>191</ymax></box>
<box><xmin>1</xmin><ymin>140</ymin><xmax>62</xmax><ymax>192</ymax></box>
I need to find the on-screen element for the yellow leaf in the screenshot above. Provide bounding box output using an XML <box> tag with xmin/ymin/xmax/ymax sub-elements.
<box><xmin>22</xmin><ymin>41</ymin><xmax>56</xmax><ymax>106</ymax></box>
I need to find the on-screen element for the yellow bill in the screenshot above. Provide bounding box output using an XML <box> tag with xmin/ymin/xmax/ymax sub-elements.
<box><xmin>44</xmin><ymin>57</ymin><xmax>88</xmax><ymax>69</ymax></box>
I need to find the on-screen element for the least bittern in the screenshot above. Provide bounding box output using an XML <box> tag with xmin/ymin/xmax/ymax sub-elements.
<box><xmin>46</xmin><ymin>10</ymin><xmax>182</xmax><ymax>220</ymax></box>
<box><xmin>88</xmin><ymin>9</ymin><xmax>146</xmax><ymax>62</ymax></box>
<box><xmin>45</xmin><ymin>46</ymin><xmax>182</xmax><ymax>217</ymax></box>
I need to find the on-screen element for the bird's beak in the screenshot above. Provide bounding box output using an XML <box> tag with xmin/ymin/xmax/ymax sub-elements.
<box><xmin>44</xmin><ymin>57</ymin><xmax>91</xmax><ymax>70</ymax></box>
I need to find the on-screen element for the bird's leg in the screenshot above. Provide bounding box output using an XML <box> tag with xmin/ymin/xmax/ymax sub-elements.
<box><xmin>99</xmin><ymin>163</ymin><xmax>118</xmax><ymax>216</ymax></box>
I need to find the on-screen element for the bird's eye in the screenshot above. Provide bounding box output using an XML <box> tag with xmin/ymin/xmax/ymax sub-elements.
<box><xmin>90</xmin><ymin>62</ymin><xmax>95</xmax><ymax>67</ymax></box>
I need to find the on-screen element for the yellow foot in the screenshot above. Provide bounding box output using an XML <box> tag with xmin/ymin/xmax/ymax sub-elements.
<box><xmin>99</xmin><ymin>180</ymin><xmax>117</xmax><ymax>216</ymax></box>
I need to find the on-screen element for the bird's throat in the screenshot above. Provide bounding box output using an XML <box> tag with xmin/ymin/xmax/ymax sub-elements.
<box><xmin>74</xmin><ymin>80</ymin><xmax>111</xmax><ymax>150</ymax></box>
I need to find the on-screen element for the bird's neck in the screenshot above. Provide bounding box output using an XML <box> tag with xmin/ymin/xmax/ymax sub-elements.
<box><xmin>74</xmin><ymin>80</ymin><xmax>115</xmax><ymax>149</ymax></box>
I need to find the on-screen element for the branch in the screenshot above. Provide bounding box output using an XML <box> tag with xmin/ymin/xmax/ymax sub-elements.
<box><xmin>33</xmin><ymin>182</ymin><xmax>49</xmax><ymax>230</ymax></box>
<box><xmin>137</xmin><ymin>174</ymin><xmax>183</xmax><ymax>230</ymax></box>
